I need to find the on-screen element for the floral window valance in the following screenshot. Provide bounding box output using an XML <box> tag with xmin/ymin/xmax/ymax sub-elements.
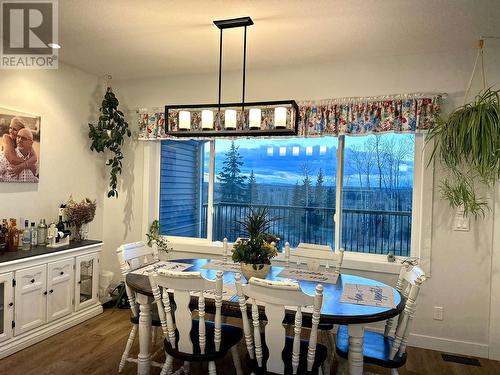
<box><xmin>137</xmin><ymin>94</ymin><xmax>442</xmax><ymax>140</ymax></box>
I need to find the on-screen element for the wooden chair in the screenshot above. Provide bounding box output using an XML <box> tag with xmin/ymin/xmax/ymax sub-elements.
<box><xmin>284</xmin><ymin>243</ymin><xmax>345</xmax><ymax>373</ymax></box>
<box><xmin>335</xmin><ymin>263</ymin><xmax>426</xmax><ymax>375</ymax></box>
<box><xmin>235</xmin><ymin>274</ymin><xmax>327</xmax><ymax>374</ymax></box>
<box><xmin>149</xmin><ymin>269</ymin><xmax>244</xmax><ymax>375</ymax></box>
<box><xmin>116</xmin><ymin>241</ymin><xmax>163</xmax><ymax>373</ymax></box>
<box><xmin>285</xmin><ymin>242</ymin><xmax>345</xmax><ymax>274</ymax></box>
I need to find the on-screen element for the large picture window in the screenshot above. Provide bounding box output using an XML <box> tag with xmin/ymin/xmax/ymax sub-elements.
<box><xmin>159</xmin><ymin>133</ymin><xmax>415</xmax><ymax>256</ymax></box>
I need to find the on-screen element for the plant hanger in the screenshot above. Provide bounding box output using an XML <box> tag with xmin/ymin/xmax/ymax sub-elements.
<box><xmin>427</xmin><ymin>36</ymin><xmax>500</xmax><ymax>218</ymax></box>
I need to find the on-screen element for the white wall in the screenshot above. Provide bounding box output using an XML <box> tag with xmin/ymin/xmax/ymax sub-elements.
<box><xmin>112</xmin><ymin>46</ymin><xmax>500</xmax><ymax>358</ymax></box>
<box><xmin>0</xmin><ymin>64</ymin><xmax>105</xmax><ymax>244</ymax></box>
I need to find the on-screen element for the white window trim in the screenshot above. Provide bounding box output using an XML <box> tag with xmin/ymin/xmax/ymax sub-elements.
<box><xmin>144</xmin><ymin>134</ymin><xmax>433</xmax><ymax>276</ymax></box>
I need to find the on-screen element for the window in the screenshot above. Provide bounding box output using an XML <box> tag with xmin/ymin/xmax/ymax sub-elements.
<box><xmin>159</xmin><ymin>133</ymin><xmax>415</xmax><ymax>256</ymax></box>
<box><xmin>158</xmin><ymin>140</ymin><xmax>209</xmax><ymax>238</ymax></box>
<box><xmin>341</xmin><ymin>134</ymin><xmax>414</xmax><ymax>256</ymax></box>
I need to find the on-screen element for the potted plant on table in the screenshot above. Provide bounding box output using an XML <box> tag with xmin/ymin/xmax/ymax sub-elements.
<box><xmin>231</xmin><ymin>207</ymin><xmax>279</xmax><ymax>280</ymax></box>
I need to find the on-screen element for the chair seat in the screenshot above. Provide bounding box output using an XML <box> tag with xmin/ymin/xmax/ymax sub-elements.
<box><xmin>246</xmin><ymin>335</ymin><xmax>328</xmax><ymax>374</ymax></box>
<box><xmin>164</xmin><ymin>320</ymin><xmax>243</xmax><ymax>362</ymax></box>
<box><xmin>335</xmin><ymin>325</ymin><xmax>407</xmax><ymax>368</ymax></box>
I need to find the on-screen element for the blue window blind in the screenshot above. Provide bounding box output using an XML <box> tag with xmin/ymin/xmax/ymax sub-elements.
<box><xmin>159</xmin><ymin>140</ymin><xmax>208</xmax><ymax>238</ymax></box>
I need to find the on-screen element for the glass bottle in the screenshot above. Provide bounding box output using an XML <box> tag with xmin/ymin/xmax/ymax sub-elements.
<box><xmin>22</xmin><ymin>220</ymin><xmax>31</xmax><ymax>251</ymax></box>
<box><xmin>37</xmin><ymin>219</ymin><xmax>47</xmax><ymax>246</ymax></box>
<box><xmin>0</xmin><ymin>220</ymin><xmax>7</xmax><ymax>253</ymax></box>
<box><xmin>30</xmin><ymin>222</ymin><xmax>38</xmax><ymax>247</ymax></box>
<box><xmin>8</xmin><ymin>218</ymin><xmax>19</xmax><ymax>251</ymax></box>
<box><xmin>56</xmin><ymin>215</ymin><xmax>65</xmax><ymax>232</ymax></box>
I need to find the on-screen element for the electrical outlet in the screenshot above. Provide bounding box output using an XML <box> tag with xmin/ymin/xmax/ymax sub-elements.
<box><xmin>434</xmin><ymin>306</ymin><xmax>444</xmax><ymax>321</ymax></box>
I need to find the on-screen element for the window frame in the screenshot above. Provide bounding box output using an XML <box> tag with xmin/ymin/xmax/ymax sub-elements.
<box><xmin>144</xmin><ymin>133</ymin><xmax>432</xmax><ymax>275</ymax></box>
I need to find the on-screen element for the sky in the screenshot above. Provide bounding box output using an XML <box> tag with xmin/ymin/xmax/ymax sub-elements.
<box><xmin>204</xmin><ymin>134</ymin><xmax>415</xmax><ymax>187</ymax></box>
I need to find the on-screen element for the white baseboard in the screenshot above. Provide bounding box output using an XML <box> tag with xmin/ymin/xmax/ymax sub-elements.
<box><xmin>408</xmin><ymin>332</ymin><xmax>489</xmax><ymax>358</ymax></box>
<box><xmin>0</xmin><ymin>304</ymin><xmax>103</xmax><ymax>359</ymax></box>
<box><xmin>365</xmin><ymin>327</ymin><xmax>489</xmax><ymax>359</ymax></box>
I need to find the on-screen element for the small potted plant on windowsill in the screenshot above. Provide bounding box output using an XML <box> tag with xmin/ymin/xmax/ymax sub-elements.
<box><xmin>231</xmin><ymin>207</ymin><xmax>279</xmax><ymax>280</ymax></box>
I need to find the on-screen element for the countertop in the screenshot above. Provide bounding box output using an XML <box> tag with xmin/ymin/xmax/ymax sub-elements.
<box><xmin>0</xmin><ymin>240</ymin><xmax>103</xmax><ymax>264</ymax></box>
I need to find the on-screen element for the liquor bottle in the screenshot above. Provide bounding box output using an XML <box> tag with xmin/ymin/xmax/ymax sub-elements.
<box><xmin>30</xmin><ymin>222</ymin><xmax>38</xmax><ymax>247</ymax></box>
<box><xmin>22</xmin><ymin>220</ymin><xmax>31</xmax><ymax>251</ymax></box>
<box><xmin>0</xmin><ymin>220</ymin><xmax>7</xmax><ymax>253</ymax></box>
<box><xmin>37</xmin><ymin>219</ymin><xmax>47</xmax><ymax>246</ymax></box>
<box><xmin>8</xmin><ymin>218</ymin><xmax>19</xmax><ymax>251</ymax></box>
<box><xmin>56</xmin><ymin>215</ymin><xmax>65</xmax><ymax>232</ymax></box>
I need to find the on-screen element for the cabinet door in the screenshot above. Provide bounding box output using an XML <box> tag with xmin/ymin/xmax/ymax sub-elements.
<box><xmin>74</xmin><ymin>253</ymin><xmax>99</xmax><ymax>311</ymax></box>
<box><xmin>14</xmin><ymin>265</ymin><xmax>47</xmax><ymax>335</ymax></box>
<box><xmin>0</xmin><ymin>272</ymin><xmax>14</xmax><ymax>343</ymax></box>
<box><xmin>47</xmin><ymin>258</ymin><xmax>74</xmax><ymax>322</ymax></box>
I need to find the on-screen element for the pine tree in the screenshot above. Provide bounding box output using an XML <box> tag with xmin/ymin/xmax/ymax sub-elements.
<box><xmin>292</xmin><ymin>181</ymin><xmax>302</xmax><ymax>206</ymax></box>
<box><xmin>302</xmin><ymin>173</ymin><xmax>312</xmax><ymax>207</ymax></box>
<box><xmin>247</xmin><ymin>170</ymin><xmax>258</xmax><ymax>203</ymax></box>
<box><xmin>314</xmin><ymin>168</ymin><xmax>325</xmax><ymax>207</ymax></box>
<box><xmin>218</xmin><ymin>141</ymin><xmax>247</xmax><ymax>202</ymax></box>
<box><xmin>326</xmin><ymin>186</ymin><xmax>336</xmax><ymax>208</ymax></box>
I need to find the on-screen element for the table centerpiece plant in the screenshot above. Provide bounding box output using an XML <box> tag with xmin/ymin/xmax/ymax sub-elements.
<box><xmin>231</xmin><ymin>207</ymin><xmax>279</xmax><ymax>280</ymax></box>
<box><xmin>64</xmin><ymin>197</ymin><xmax>96</xmax><ymax>241</ymax></box>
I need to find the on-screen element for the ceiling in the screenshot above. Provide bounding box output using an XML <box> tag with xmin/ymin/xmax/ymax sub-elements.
<box><xmin>58</xmin><ymin>0</ymin><xmax>500</xmax><ymax>80</ymax></box>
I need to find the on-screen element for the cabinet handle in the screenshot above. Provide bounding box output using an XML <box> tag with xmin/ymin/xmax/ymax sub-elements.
<box><xmin>8</xmin><ymin>302</ymin><xmax>13</xmax><ymax>307</ymax></box>
<box><xmin>60</xmin><ymin>271</ymin><xmax>64</xmax><ymax>275</ymax></box>
<box><xmin>43</xmin><ymin>291</ymin><xmax>47</xmax><ymax>295</ymax></box>
<box><xmin>49</xmin><ymin>289</ymin><xmax>54</xmax><ymax>294</ymax></box>
<box><xmin>30</xmin><ymin>279</ymin><xmax>35</xmax><ymax>283</ymax></box>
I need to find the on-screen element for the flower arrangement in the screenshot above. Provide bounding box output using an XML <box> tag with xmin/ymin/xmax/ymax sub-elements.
<box><xmin>231</xmin><ymin>207</ymin><xmax>279</xmax><ymax>265</ymax></box>
<box><xmin>146</xmin><ymin>219</ymin><xmax>171</xmax><ymax>254</ymax></box>
<box><xmin>64</xmin><ymin>197</ymin><xmax>96</xmax><ymax>240</ymax></box>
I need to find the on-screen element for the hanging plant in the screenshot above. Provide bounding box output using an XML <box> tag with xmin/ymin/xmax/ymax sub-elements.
<box><xmin>88</xmin><ymin>87</ymin><xmax>132</xmax><ymax>198</ymax></box>
<box><xmin>427</xmin><ymin>88</ymin><xmax>500</xmax><ymax>218</ymax></box>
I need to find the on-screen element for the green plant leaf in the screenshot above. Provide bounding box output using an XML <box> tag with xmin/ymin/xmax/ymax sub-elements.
<box><xmin>88</xmin><ymin>87</ymin><xmax>132</xmax><ymax>198</ymax></box>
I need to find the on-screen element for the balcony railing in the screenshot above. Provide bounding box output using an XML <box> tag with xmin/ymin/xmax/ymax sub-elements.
<box><xmin>202</xmin><ymin>202</ymin><xmax>412</xmax><ymax>256</ymax></box>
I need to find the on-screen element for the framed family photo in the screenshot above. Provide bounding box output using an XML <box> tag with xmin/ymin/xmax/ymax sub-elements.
<box><xmin>0</xmin><ymin>107</ymin><xmax>41</xmax><ymax>183</ymax></box>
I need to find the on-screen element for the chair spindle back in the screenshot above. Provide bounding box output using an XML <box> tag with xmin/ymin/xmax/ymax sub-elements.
<box><xmin>235</xmin><ymin>274</ymin><xmax>323</xmax><ymax>374</ymax></box>
<box><xmin>116</xmin><ymin>241</ymin><xmax>159</xmax><ymax>317</ymax></box>
<box><xmin>149</xmin><ymin>270</ymin><xmax>224</xmax><ymax>354</ymax></box>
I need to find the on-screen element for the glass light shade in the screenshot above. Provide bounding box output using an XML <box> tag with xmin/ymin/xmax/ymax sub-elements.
<box><xmin>249</xmin><ymin>108</ymin><xmax>261</xmax><ymax>129</ymax></box>
<box><xmin>202</xmin><ymin>110</ymin><xmax>214</xmax><ymax>129</ymax></box>
<box><xmin>179</xmin><ymin>111</ymin><xmax>191</xmax><ymax>130</ymax></box>
<box><xmin>274</xmin><ymin>107</ymin><xmax>287</xmax><ymax>128</ymax></box>
<box><xmin>225</xmin><ymin>109</ymin><xmax>237</xmax><ymax>129</ymax></box>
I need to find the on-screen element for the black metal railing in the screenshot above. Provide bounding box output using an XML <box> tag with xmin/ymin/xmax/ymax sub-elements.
<box><xmin>201</xmin><ymin>202</ymin><xmax>412</xmax><ymax>256</ymax></box>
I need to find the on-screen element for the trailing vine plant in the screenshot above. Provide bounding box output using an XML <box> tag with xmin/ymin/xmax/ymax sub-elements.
<box><xmin>427</xmin><ymin>88</ymin><xmax>500</xmax><ymax>218</ymax></box>
<box><xmin>88</xmin><ymin>87</ymin><xmax>132</xmax><ymax>198</ymax></box>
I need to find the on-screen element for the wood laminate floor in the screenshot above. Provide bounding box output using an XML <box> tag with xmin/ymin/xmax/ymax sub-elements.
<box><xmin>1</xmin><ymin>308</ymin><xmax>499</xmax><ymax>375</ymax></box>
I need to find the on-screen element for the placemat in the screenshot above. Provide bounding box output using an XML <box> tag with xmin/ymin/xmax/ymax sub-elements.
<box><xmin>130</xmin><ymin>261</ymin><xmax>193</xmax><ymax>275</ymax></box>
<box><xmin>276</xmin><ymin>268</ymin><xmax>339</xmax><ymax>284</ymax></box>
<box><xmin>201</xmin><ymin>260</ymin><xmax>241</xmax><ymax>273</ymax></box>
<box><xmin>340</xmin><ymin>283</ymin><xmax>395</xmax><ymax>308</ymax></box>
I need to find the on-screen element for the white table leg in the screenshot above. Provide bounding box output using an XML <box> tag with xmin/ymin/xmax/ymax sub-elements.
<box><xmin>348</xmin><ymin>324</ymin><xmax>364</xmax><ymax>375</ymax></box>
<box><xmin>136</xmin><ymin>293</ymin><xmax>153</xmax><ymax>375</ymax></box>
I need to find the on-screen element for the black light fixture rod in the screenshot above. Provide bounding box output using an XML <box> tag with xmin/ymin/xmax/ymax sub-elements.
<box><xmin>218</xmin><ymin>28</ymin><xmax>223</xmax><ymax>106</ymax></box>
<box><xmin>242</xmin><ymin>25</ymin><xmax>247</xmax><ymax>110</ymax></box>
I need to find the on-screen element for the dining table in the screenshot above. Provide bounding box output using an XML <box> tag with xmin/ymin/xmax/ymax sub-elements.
<box><xmin>126</xmin><ymin>258</ymin><xmax>403</xmax><ymax>375</ymax></box>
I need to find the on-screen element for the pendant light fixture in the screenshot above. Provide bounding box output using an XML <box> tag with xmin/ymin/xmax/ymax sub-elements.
<box><xmin>165</xmin><ymin>16</ymin><xmax>298</xmax><ymax>137</ymax></box>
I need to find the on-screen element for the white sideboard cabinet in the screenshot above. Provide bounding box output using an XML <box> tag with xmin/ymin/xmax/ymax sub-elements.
<box><xmin>0</xmin><ymin>240</ymin><xmax>103</xmax><ymax>359</ymax></box>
